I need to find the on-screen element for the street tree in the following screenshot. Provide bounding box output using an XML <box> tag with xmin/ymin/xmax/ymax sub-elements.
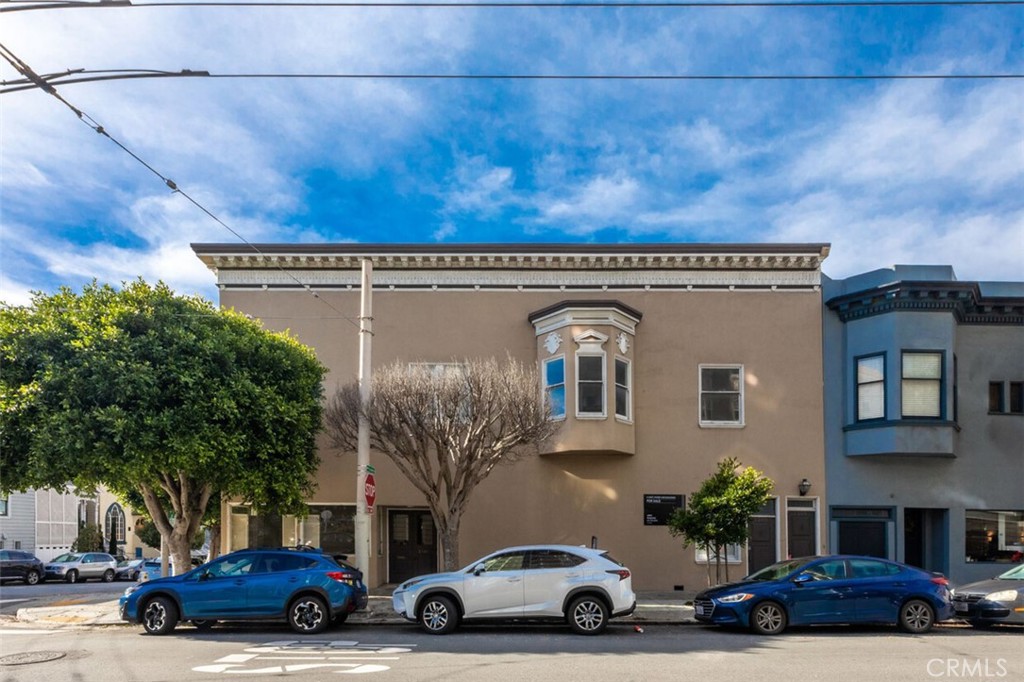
<box><xmin>0</xmin><ymin>280</ymin><xmax>326</xmax><ymax>575</ymax></box>
<box><xmin>668</xmin><ymin>457</ymin><xmax>774</xmax><ymax>585</ymax></box>
<box><xmin>325</xmin><ymin>356</ymin><xmax>560</xmax><ymax>570</ymax></box>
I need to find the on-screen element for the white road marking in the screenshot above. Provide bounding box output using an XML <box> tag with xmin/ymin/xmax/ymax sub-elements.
<box><xmin>193</xmin><ymin>639</ymin><xmax>416</xmax><ymax>675</ymax></box>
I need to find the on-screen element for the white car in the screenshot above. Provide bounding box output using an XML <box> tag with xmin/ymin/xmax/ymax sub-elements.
<box><xmin>392</xmin><ymin>544</ymin><xmax>636</xmax><ymax>635</ymax></box>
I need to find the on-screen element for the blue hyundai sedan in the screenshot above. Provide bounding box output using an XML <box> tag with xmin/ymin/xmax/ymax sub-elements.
<box><xmin>694</xmin><ymin>555</ymin><xmax>953</xmax><ymax>635</ymax></box>
<box><xmin>119</xmin><ymin>547</ymin><xmax>355</xmax><ymax>635</ymax></box>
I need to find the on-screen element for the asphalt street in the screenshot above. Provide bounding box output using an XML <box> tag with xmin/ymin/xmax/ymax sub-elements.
<box><xmin>0</xmin><ymin>621</ymin><xmax>1020</xmax><ymax>682</ymax></box>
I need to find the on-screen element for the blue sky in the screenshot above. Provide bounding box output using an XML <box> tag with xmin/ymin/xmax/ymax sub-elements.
<box><xmin>2</xmin><ymin>2</ymin><xmax>1022</xmax><ymax>305</ymax></box>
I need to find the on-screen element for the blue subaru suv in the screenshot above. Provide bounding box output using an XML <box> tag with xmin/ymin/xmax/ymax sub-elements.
<box><xmin>120</xmin><ymin>547</ymin><xmax>357</xmax><ymax>635</ymax></box>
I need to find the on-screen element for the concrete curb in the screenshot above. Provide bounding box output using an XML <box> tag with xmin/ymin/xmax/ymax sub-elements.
<box><xmin>15</xmin><ymin>596</ymin><xmax>698</xmax><ymax>629</ymax></box>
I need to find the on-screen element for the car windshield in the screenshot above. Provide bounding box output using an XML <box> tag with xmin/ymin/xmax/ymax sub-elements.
<box><xmin>997</xmin><ymin>564</ymin><xmax>1024</xmax><ymax>580</ymax></box>
<box><xmin>745</xmin><ymin>558</ymin><xmax>815</xmax><ymax>581</ymax></box>
<box><xmin>51</xmin><ymin>553</ymin><xmax>82</xmax><ymax>563</ymax></box>
<box><xmin>117</xmin><ymin>560</ymin><xmax>139</xmax><ymax>568</ymax></box>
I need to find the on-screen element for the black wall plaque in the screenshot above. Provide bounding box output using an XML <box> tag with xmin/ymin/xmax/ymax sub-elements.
<box><xmin>644</xmin><ymin>494</ymin><xmax>684</xmax><ymax>526</ymax></box>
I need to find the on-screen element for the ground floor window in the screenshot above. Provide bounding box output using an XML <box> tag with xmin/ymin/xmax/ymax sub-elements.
<box><xmin>228</xmin><ymin>505</ymin><xmax>356</xmax><ymax>556</ymax></box>
<box><xmin>965</xmin><ymin>510</ymin><xmax>1024</xmax><ymax>563</ymax></box>
<box><xmin>695</xmin><ymin>544</ymin><xmax>742</xmax><ymax>564</ymax></box>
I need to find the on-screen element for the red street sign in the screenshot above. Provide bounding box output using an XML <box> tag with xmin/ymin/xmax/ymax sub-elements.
<box><xmin>364</xmin><ymin>473</ymin><xmax>377</xmax><ymax>514</ymax></box>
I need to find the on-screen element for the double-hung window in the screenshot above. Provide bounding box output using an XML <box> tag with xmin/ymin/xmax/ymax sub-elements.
<box><xmin>544</xmin><ymin>357</ymin><xmax>566</xmax><ymax>420</ymax></box>
<box><xmin>699</xmin><ymin>365</ymin><xmax>743</xmax><ymax>426</ymax></box>
<box><xmin>901</xmin><ymin>351</ymin><xmax>943</xmax><ymax>418</ymax></box>
<box><xmin>614</xmin><ymin>358</ymin><xmax>631</xmax><ymax>420</ymax></box>
<box><xmin>856</xmin><ymin>354</ymin><xmax>885</xmax><ymax>421</ymax></box>
<box><xmin>577</xmin><ymin>354</ymin><xmax>605</xmax><ymax>417</ymax></box>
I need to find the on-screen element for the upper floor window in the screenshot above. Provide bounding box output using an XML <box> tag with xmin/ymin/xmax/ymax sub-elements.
<box><xmin>901</xmin><ymin>351</ymin><xmax>943</xmax><ymax>418</ymax></box>
<box><xmin>543</xmin><ymin>356</ymin><xmax>566</xmax><ymax>420</ymax></box>
<box><xmin>699</xmin><ymin>365</ymin><xmax>743</xmax><ymax>426</ymax></box>
<box><xmin>990</xmin><ymin>381</ymin><xmax>1024</xmax><ymax>415</ymax></box>
<box><xmin>856</xmin><ymin>354</ymin><xmax>886</xmax><ymax>421</ymax></box>
<box><xmin>0</xmin><ymin>497</ymin><xmax>8</xmax><ymax>516</ymax></box>
<box><xmin>577</xmin><ymin>354</ymin><xmax>606</xmax><ymax>417</ymax></box>
<box><xmin>614</xmin><ymin>358</ymin><xmax>631</xmax><ymax>420</ymax></box>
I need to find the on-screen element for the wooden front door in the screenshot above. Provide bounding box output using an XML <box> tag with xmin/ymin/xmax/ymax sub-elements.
<box><xmin>388</xmin><ymin>510</ymin><xmax>437</xmax><ymax>584</ymax></box>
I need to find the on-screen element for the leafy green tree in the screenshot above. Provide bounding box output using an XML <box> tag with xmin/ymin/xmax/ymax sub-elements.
<box><xmin>73</xmin><ymin>524</ymin><xmax>104</xmax><ymax>553</ymax></box>
<box><xmin>668</xmin><ymin>457</ymin><xmax>774</xmax><ymax>586</ymax></box>
<box><xmin>0</xmin><ymin>280</ymin><xmax>327</xmax><ymax>576</ymax></box>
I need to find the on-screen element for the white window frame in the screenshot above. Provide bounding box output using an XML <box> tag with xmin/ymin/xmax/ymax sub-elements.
<box><xmin>614</xmin><ymin>356</ymin><xmax>632</xmax><ymax>422</ymax></box>
<box><xmin>855</xmin><ymin>353</ymin><xmax>886</xmax><ymax>421</ymax></box>
<box><xmin>543</xmin><ymin>355</ymin><xmax>567</xmax><ymax>421</ymax></box>
<box><xmin>698</xmin><ymin>364</ymin><xmax>745</xmax><ymax>427</ymax></box>
<box><xmin>0</xmin><ymin>496</ymin><xmax>8</xmax><ymax>517</ymax></box>
<box><xmin>901</xmin><ymin>351</ymin><xmax>943</xmax><ymax>419</ymax></box>
<box><xmin>695</xmin><ymin>544</ymin><xmax>743</xmax><ymax>564</ymax></box>
<box><xmin>575</xmin><ymin>351</ymin><xmax>607</xmax><ymax>419</ymax></box>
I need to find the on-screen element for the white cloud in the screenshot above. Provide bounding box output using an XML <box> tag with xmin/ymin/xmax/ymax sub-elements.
<box><xmin>535</xmin><ymin>175</ymin><xmax>642</xmax><ymax>232</ymax></box>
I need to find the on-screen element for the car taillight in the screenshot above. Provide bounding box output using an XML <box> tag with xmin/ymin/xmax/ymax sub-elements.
<box><xmin>606</xmin><ymin>569</ymin><xmax>630</xmax><ymax>581</ymax></box>
<box><xmin>931</xmin><ymin>576</ymin><xmax>949</xmax><ymax>586</ymax></box>
<box><xmin>327</xmin><ymin>571</ymin><xmax>357</xmax><ymax>585</ymax></box>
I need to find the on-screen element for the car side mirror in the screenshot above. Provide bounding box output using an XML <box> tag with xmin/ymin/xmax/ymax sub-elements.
<box><xmin>198</xmin><ymin>570</ymin><xmax>213</xmax><ymax>582</ymax></box>
<box><xmin>472</xmin><ymin>564</ymin><xmax>486</xmax><ymax>576</ymax></box>
<box><xmin>792</xmin><ymin>572</ymin><xmax>813</xmax><ymax>585</ymax></box>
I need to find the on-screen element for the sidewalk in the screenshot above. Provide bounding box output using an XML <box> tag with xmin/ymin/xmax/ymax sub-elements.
<box><xmin>13</xmin><ymin>590</ymin><xmax>697</xmax><ymax>629</ymax></box>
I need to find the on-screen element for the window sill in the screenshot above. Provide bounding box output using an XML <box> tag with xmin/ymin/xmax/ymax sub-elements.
<box><xmin>615</xmin><ymin>416</ymin><xmax>633</xmax><ymax>425</ymax></box>
<box><xmin>988</xmin><ymin>411</ymin><xmax>1024</xmax><ymax>417</ymax></box>
<box><xmin>844</xmin><ymin>419</ymin><xmax>961</xmax><ymax>432</ymax></box>
<box><xmin>699</xmin><ymin>422</ymin><xmax>745</xmax><ymax>429</ymax></box>
<box><xmin>576</xmin><ymin>413</ymin><xmax>607</xmax><ymax>421</ymax></box>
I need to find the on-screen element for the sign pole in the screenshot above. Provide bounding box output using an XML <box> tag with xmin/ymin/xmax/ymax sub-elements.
<box><xmin>355</xmin><ymin>258</ymin><xmax>373</xmax><ymax>581</ymax></box>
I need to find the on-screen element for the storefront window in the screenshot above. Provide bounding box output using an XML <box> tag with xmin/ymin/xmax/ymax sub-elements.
<box><xmin>965</xmin><ymin>510</ymin><xmax>1024</xmax><ymax>562</ymax></box>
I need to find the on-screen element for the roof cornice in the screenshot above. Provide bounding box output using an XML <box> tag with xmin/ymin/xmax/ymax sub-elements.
<box><xmin>826</xmin><ymin>280</ymin><xmax>1024</xmax><ymax>325</ymax></box>
<box><xmin>191</xmin><ymin>243</ymin><xmax>829</xmax><ymax>270</ymax></box>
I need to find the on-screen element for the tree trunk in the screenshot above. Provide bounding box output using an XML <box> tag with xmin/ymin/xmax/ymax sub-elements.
<box><xmin>139</xmin><ymin>479</ymin><xmax>211</xmax><ymax>576</ymax></box>
<box><xmin>715</xmin><ymin>545</ymin><xmax>723</xmax><ymax>584</ymax></box>
<box><xmin>438</xmin><ymin>516</ymin><xmax>461</xmax><ymax>572</ymax></box>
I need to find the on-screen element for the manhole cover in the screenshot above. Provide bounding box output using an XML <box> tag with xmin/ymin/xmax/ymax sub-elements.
<box><xmin>0</xmin><ymin>651</ymin><xmax>67</xmax><ymax>666</ymax></box>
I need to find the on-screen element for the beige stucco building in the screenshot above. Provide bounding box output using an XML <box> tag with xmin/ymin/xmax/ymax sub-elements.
<box><xmin>193</xmin><ymin>243</ymin><xmax>831</xmax><ymax>591</ymax></box>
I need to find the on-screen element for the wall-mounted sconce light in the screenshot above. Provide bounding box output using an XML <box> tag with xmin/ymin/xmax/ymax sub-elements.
<box><xmin>798</xmin><ymin>478</ymin><xmax>812</xmax><ymax>496</ymax></box>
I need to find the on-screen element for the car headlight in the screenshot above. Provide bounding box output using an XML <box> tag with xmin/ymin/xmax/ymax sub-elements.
<box><xmin>717</xmin><ymin>593</ymin><xmax>755</xmax><ymax>604</ymax></box>
<box><xmin>985</xmin><ymin>590</ymin><xmax>1018</xmax><ymax>602</ymax></box>
<box><xmin>124</xmin><ymin>585</ymin><xmax>140</xmax><ymax>597</ymax></box>
<box><xmin>400</xmin><ymin>578</ymin><xmax>426</xmax><ymax>590</ymax></box>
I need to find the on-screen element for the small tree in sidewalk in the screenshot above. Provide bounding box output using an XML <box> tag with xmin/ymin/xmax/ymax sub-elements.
<box><xmin>668</xmin><ymin>457</ymin><xmax>774</xmax><ymax>586</ymax></box>
<box><xmin>325</xmin><ymin>356</ymin><xmax>560</xmax><ymax>571</ymax></box>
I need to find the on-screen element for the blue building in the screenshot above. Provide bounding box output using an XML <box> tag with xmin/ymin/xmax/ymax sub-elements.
<box><xmin>823</xmin><ymin>266</ymin><xmax>1024</xmax><ymax>585</ymax></box>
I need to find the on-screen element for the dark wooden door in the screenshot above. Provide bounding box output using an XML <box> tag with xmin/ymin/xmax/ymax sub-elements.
<box><xmin>787</xmin><ymin>511</ymin><xmax>816</xmax><ymax>558</ymax></box>
<box><xmin>388</xmin><ymin>510</ymin><xmax>437</xmax><ymax>584</ymax></box>
<box><xmin>748</xmin><ymin>517</ymin><xmax>777</xmax><ymax>574</ymax></box>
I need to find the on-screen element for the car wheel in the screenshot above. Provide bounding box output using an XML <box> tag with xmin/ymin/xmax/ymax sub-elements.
<box><xmin>418</xmin><ymin>595</ymin><xmax>459</xmax><ymax>635</ymax></box>
<box><xmin>24</xmin><ymin>570</ymin><xmax>41</xmax><ymax>586</ymax></box>
<box><xmin>899</xmin><ymin>599</ymin><xmax>935</xmax><ymax>634</ymax></box>
<box><xmin>65</xmin><ymin>569</ymin><xmax>79</xmax><ymax>584</ymax></box>
<box><xmin>567</xmin><ymin>595</ymin><xmax>609</xmax><ymax>635</ymax></box>
<box><xmin>191</xmin><ymin>619</ymin><xmax>217</xmax><ymax>631</ymax></box>
<box><xmin>102</xmin><ymin>569</ymin><xmax>115</xmax><ymax>583</ymax></box>
<box><xmin>750</xmin><ymin>601</ymin><xmax>788</xmax><ymax>635</ymax></box>
<box><xmin>142</xmin><ymin>596</ymin><xmax>179</xmax><ymax>635</ymax></box>
<box><xmin>288</xmin><ymin>595</ymin><xmax>330</xmax><ymax>634</ymax></box>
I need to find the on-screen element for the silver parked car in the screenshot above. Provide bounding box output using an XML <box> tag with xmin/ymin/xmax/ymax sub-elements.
<box><xmin>951</xmin><ymin>563</ymin><xmax>1024</xmax><ymax>627</ymax></box>
<box><xmin>44</xmin><ymin>552</ymin><xmax>118</xmax><ymax>583</ymax></box>
<box><xmin>392</xmin><ymin>544</ymin><xmax>636</xmax><ymax>635</ymax></box>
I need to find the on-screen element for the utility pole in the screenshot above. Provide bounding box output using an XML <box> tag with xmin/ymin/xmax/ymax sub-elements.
<box><xmin>354</xmin><ymin>259</ymin><xmax>373</xmax><ymax>581</ymax></box>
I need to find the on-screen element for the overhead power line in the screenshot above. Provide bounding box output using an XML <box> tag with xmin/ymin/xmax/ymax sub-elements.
<box><xmin>3</xmin><ymin>0</ymin><xmax>1024</xmax><ymax>11</ymax></box>
<box><xmin>3</xmin><ymin>68</ymin><xmax>1021</xmax><ymax>93</ymax></box>
<box><xmin>0</xmin><ymin>42</ymin><xmax>361</xmax><ymax>325</ymax></box>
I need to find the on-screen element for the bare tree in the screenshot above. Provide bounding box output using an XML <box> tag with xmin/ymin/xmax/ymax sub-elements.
<box><xmin>325</xmin><ymin>356</ymin><xmax>560</xmax><ymax>571</ymax></box>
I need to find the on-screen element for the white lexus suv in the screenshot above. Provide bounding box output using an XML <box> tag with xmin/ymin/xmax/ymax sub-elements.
<box><xmin>392</xmin><ymin>544</ymin><xmax>636</xmax><ymax>635</ymax></box>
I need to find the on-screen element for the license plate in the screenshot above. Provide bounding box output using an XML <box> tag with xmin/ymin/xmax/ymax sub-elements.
<box><xmin>695</xmin><ymin>605</ymin><xmax>705</xmax><ymax>616</ymax></box>
<box><xmin>954</xmin><ymin>602</ymin><xmax>968</xmax><ymax>613</ymax></box>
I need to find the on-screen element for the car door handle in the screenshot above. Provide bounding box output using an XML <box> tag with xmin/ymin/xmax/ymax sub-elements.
<box><xmin>506</xmin><ymin>577</ymin><xmax>522</xmax><ymax>583</ymax></box>
<box><xmin>234</xmin><ymin>579</ymin><xmax>246</xmax><ymax>586</ymax></box>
